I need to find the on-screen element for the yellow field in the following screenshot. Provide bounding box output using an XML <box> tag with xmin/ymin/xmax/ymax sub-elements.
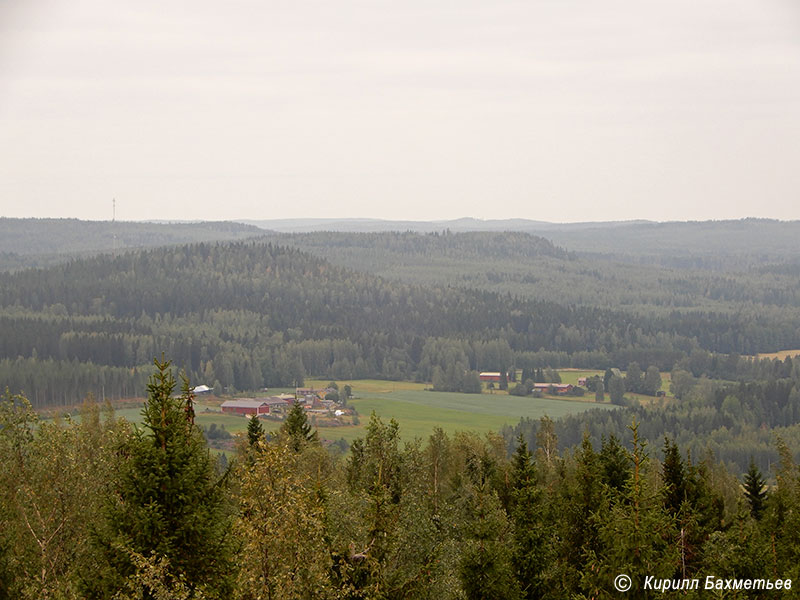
<box><xmin>305</xmin><ymin>379</ymin><xmax>428</xmax><ymax>394</ymax></box>
<box><xmin>757</xmin><ymin>349</ymin><xmax>800</xmax><ymax>361</ymax></box>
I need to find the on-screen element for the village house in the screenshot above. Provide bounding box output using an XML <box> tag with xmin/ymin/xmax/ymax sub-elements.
<box><xmin>532</xmin><ymin>383</ymin><xmax>574</xmax><ymax>395</ymax></box>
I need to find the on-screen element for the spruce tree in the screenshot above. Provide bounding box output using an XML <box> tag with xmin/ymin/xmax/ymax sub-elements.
<box><xmin>662</xmin><ymin>437</ymin><xmax>687</xmax><ymax>516</ymax></box>
<box><xmin>88</xmin><ymin>357</ymin><xmax>235</xmax><ymax>599</ymax></box>
<box><xmin>599</xmin><ymin>434</ymin><xmax>630</xmax><ymax>492</ymax></box>
<box><xmin>510</xmin><ymin>435</ymin><xmax>546</xmax><ymax>599</ymax></box>
<box><xmin>592</xmin><ymin>422</ymin><xmax>678</xmax><ymax>597</ymax></box>
<box><xmin>458</xmin><ymin>444</ymin><xmax>520</xmax><ymax>600</ymax></box>
<box><xmin>743</xmin><ymin>458</ymin><xmax>768</xmax><ymax>520</ymax></box>
<box><xmin>558</xmin><ymin>433</ymin><xmax>603</xmax><ymax>595</ymax></box>
<box><xmin>281</xmin><ymin>400</ymin><xmax>318</xmax><ymax>451</ymax></box>
<box><xmin>246</xmin><ymin>413</ymin><xmax>265</xmax><ymax>449</ymax></box>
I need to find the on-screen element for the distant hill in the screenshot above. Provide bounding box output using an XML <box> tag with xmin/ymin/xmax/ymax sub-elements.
<box><xmin>243</xmin><ymin>217</ymin><xmax>646</xmax><ymax>234</ymax></box>
<box><xmin>249</xmin><ymin>230</ymin><xmax>800</xmax><ymax>320</ymax></box>
<box><xmin>245</xmin><ymin>217</ymin><xmax>800</xmax><ymax>268</ymax></box>
<box><xmin>0</xmin><ymin>218</ymin><xmax>264</xmax><ymax>271</ymax></box>
<box><xmin>539</xmin><ymin>218</ymin><xmax>800</xmax><ymax>266</ymax></box>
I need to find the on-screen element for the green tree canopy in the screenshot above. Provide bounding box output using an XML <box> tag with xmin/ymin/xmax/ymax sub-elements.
<box><xmin>88</xmin><ymin>357</ymin><xmax>235</xmax><ymax>599</ymax></box>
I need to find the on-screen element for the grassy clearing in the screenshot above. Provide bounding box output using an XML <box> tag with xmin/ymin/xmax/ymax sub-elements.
<box><xmin>39</xmin><ymin>374</ymin><xmax>621</xmax><ymax>446</ymax></box>
<box><xmin>551</xmin><ymin>370</ymin><xmax>603</xmax><ymax>386</ymax></box>
<box><xmin>345</xmin><ymin>387</ymin><xmax>614</xmax><ymax>441</ymax></box>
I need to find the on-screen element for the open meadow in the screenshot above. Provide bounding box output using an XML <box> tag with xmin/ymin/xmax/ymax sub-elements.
<box><xmin>47</xmin><ymin>376</ymin><xmax>618</xmax><ymax>448</ymax></box>
<box><xmin>306</xmin><ymin>378</ymin><xmax>615</xmax><ymax>442</ymax></box>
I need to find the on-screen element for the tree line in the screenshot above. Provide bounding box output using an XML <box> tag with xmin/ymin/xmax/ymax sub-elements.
<box><xmin>2</xmin><ymin>361</ymin><xmax>799</xmax><ymax>599</ymax></box>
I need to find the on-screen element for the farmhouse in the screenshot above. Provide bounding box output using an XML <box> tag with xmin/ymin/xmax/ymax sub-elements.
<box><xmin>221</xmin><ymin>398</ymin><xmax>271</xmax><ymax>416</ymax></box>
<box><xmin>533</xmin><ymin>383</ymin><xmax>574</xmax><ymax>395</ymax></box>
<box><xmin>258</xmin><ymin>396</ymin><xmax>289</xmax><ymax>412</ymax></box>
<box><xmin>479</xmin><ymin>372</ymin><xmax>502</xmax><ymax>382</ymax></box>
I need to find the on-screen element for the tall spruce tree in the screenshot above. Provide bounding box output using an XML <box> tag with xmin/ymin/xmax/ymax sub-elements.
<box><xmin>458</xmin><ymin>444</ymin><xmax>520</xmax><ymax>600</ymax></box>
<box><xmin>599</xmin><ymin>434</ymin><xmax>630</xmax><ymax>492</ymax></box>
<box><xmin>87</xmin><ymin>357</ymin><xmax>235</xmax><ymax>599</ymax></box>
<box><xmin>743</xmin><ymin>458</ymin><xmax>768</xmax><ymax>520</ymax></box>
<box><xmin>662</xmin><ymin>437</ymin><xmax>687</xmax><ymax>516</ymax></box>
<box><xmin>591</xmin><ymin>422</ymin><xmax>678</xmax><ymax>597</ymax></box>
<box><xmin>510</xmin><ymin>435</ymin><xmax>546</xmax><ymax>599</ymax></box>
<box><xmin>281</xmin><ymin>400</ymin><xmax>318</xmax><ymax>451</ymax></box>
<box><xmin>246</xmin><ymin>413</ymin><xmax>265</xmax><ymax>449</ymax></box>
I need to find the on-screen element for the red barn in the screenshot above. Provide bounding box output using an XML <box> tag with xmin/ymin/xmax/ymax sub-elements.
<box><xmin>479</xmin><ymin>372</ymin><xmax>502</xmax><ymax>382</ymax></box>
<box><xmin>221</xmin><ymin>398</ymin><xmax>270</xmax><ymax>416</ymax></box>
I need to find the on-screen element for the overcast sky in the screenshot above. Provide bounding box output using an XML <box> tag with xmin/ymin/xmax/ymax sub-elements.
<box><xmin>1</xmin><ymin>0</ymin><xmax>799</xmax><ymax>223</ymax></box>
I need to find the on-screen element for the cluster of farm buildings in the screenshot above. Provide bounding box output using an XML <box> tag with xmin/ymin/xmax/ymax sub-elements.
<box><xmin>478</xmin><ymin>372</ymin><xmax>578</xmax><ymax>395</ymax></box>
<box><xmin>219</xmin><ymin>386</ymin><xmax>346</xmax><ymax>418</ymax></box>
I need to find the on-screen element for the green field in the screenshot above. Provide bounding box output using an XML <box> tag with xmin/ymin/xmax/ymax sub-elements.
<box><xmin>43</xmin><ymin>378</ymin><xmax>618</xmax><ymax>447</ymax></box>
<box><xmin>347</xmin><ymin>389</ymin><xmax>612</xmax><ymax>440</ymax></box>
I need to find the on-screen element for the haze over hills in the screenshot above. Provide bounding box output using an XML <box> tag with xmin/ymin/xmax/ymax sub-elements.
<box><xmin>242</xmin><ymin>217</ymin><xmax>649</xmax><ymax>234</ymax></box>
<box><xmin>0</xmin><ymin>218</ymin><xmax>263</xmax><ymax>271</ymax></box>
<box><xmin>246</xmin><ymin>217</ymin><xmax>800</xmax><ymax>268</ymax></box>
<box><xmin>5</xmin><ymin>216</ymin><xmax>800</xmax><ymax>274</ymax></box>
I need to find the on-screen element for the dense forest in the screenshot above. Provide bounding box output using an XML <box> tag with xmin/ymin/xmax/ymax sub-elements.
<box><xmin>2</xmin><ymin>367</ymin><xmax>798</xmax><ymax>599</ymax></box>
<box><xmin>258</xmin><ymin>229</ymin><xmax>800</xmax><ymax>316</ymax></box>
<box><xmin>2</xmin><ymin>237</ymin><xmax>800</xmax><ymax>408</ymax></box>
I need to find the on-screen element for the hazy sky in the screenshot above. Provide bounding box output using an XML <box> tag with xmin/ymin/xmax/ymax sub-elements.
<box><xmin>1</xmin><ymin>0</ymin><xmax>799</xmax><ymax>223</ymax></box>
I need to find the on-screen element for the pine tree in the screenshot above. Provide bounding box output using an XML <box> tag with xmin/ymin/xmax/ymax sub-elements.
<box><xmin>743</xmin><ymin>458</ymin><xmax>767</xmax><ymax>520</ymax></box>
<box><xmin>88</xmin><ymin>357</ymin><xmax>235</xmax><ymax>599</ymax></box>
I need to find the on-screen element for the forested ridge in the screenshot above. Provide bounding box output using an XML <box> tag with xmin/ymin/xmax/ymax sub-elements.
<box><xmin>2</xmin><ymin>238</ymin><xmax>799</xmax><ymax>406</ymax></box>
<box><xmin>253</xmin><ymin>217</ymin><xmax>800</xmax><ymax>269</ymax></box>
<box><xmin>258</xmin><ymin>230</ymin><xmax>800</xmax><ymax>315</ymax></box>
<box><xmin>0</xmin><ymin>217</ymin><xmax>263</xmax><ymax>272</ymax></box>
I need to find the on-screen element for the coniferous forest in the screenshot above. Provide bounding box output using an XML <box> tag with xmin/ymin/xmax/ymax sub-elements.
<box><xmin>2</xmin><ymin>363</ymin><xmax>799</xmax><ymax>599</ymax></box>
<box><xmin>2</xmin><ymin>218</ymin><xmax>800</xmax><ymax>596</ymax></box>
